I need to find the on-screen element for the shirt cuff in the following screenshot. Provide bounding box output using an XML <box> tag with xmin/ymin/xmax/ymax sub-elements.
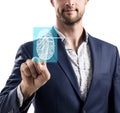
<box><xmin>17</xmin><ymin>84</ymin><xmax>24</xmax><ymax>107</ymax></box>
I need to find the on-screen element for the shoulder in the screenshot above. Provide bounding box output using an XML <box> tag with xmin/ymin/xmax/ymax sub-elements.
<box><xmin>20</xmin><ymin>40</ymin><xmax>34</xmax><ymax>49</ymax></box>
<box><xmin>19</xmin><ymin>40</ymin><xmax>38</xmax><ymax>52</ymax></box>
<box><xmin>16</xmin><ymin>40</ymin><xmax>36</xmax><ymax>59</ymax></box>
<box><xmin>88</xmin><ymin>34</ymin><xmax>120</xmax><ymax>59</ymax></box>
<box><xmin>88</xmin><ymin>34</ymin><xmax>117</xmax><ymax>50</ymax></box>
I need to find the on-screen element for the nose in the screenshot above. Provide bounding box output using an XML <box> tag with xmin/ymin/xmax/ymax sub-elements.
<box><xmin>65</xmin><ymin>0</ymin><xmax>75</xmax><ymax>6</ymax></box>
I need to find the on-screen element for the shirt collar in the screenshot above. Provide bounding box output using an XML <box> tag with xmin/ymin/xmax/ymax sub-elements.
<box><xmin>53</xmin><ymin>26</ymin><xmax>88</xmax><ymax>45</ymax></box>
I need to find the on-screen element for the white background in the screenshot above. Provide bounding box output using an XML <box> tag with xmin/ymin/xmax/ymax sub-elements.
<box><xmin>0</xmin><ymin>0</ymin><xmax>120</xmax><ymax>112</ymax></box>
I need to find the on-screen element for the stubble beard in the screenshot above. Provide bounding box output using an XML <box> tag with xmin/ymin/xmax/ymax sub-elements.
<box><xmin>57</xmin><ymin>9</ymin><xmax>84</xmax><ymax>25</ymax></box>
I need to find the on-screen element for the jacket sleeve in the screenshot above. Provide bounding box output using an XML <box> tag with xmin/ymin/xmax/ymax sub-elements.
<box><xmin>108</xmin><ymin>47</ymin><xmax>120</xmax><ymax>113</ymax></box>
<box><xmin>0</xmin><ymin>43</ymin><xmax>33</xmax><ymax>113</ymax></box>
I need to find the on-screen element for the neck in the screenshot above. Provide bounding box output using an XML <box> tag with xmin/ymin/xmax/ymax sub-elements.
<box><xmin>56</xmin><ymin>20</ymin><xmax>84</xmax><ymax>52</ymax></box>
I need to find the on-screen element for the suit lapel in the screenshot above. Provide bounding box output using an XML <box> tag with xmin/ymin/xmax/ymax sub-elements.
<box><xmin>58</xmin><ymin>39</ymin><xmax>82</xmax><ymax>99</ymax></box>
<box><xmin>84</xmin><ymin>35</ymin><xmax>102</xmax><ymax>106</ymax></box>
<box><xmin>50</xmin><ymin>27</ymin><xmax>82</xmax><ymax>100</ymax></box>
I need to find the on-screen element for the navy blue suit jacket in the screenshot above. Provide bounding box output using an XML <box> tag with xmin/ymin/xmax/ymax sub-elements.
<box><xmin>0</xmin><ymin>27</ymin><xmax>120</xmax><ymax>113</ymax></box>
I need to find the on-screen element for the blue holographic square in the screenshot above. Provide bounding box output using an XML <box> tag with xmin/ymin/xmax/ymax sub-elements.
<box><xmin>33</xmin><ymin>27</ymin><xmax>58</xmax><ymax>62</ymax></box>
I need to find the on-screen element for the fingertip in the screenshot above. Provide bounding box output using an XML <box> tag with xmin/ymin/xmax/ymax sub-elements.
<box><xmin>32</xmin><ymin>57</ymin><xmax>40</xmax><ymax>63</ymax></box>
<box><xmin>39</xmin><ymin>62</ymin><xmax>47</xmax><ymax>68</ymax></box>
<box><xmin>41</xmin><ymin>62</ymin><xmax>46</xmax><ymax>65</ymax></box>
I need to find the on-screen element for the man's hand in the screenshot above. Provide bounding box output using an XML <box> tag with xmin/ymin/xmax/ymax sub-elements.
<box><xmin>20</xmin><ymin>57</ymin><xmax>50</xmax><ymax>100</ymax></box>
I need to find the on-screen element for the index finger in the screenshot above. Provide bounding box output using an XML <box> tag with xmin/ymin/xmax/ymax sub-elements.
<box><xmin>32</xmin><ymin>57</ymin><xmax>44</xmax><ymax>74</ymax></box>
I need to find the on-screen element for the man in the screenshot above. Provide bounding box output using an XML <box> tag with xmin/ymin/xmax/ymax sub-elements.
<box><xmin>0</xmin><ymin>0</ymin><xmax>120</xmax><ymax>113</ymax></box>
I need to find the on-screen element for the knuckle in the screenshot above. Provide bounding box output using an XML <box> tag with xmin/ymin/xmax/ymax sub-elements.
<box><xmin>20</xmin><ymin>63</ymin><xmax>26</xmax><ymax>71</ymax></box>
<box><xmin>46</xmin><ymin>73</ymin><xmax>51</xmax><ymax>81</ymax></box>
<box><xmin>26</xmin><ymin>59</ymin><xmax>37</xmax><ymax>77</ymax></box>
<box><xmin>26</xmin><ymin>59</ymin><xmax>33</xmax><ymax>67</ymax></box>
<box><xmin>20</xmin><ymin>62</ymin><xmax>31</xmax><ymax>76</ymax></box>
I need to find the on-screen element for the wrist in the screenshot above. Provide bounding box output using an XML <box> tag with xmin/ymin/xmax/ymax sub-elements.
<box><xmin>20</xmin><ymin>81</ymin><xmax>35</xmax><ymax>100</ymax></box>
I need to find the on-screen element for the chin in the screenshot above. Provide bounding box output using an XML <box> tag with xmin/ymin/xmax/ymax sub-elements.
<box><xmin>62</xmin><ymin>17</ymin><xmax>82</xmax><ymax>25</ymax></box>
